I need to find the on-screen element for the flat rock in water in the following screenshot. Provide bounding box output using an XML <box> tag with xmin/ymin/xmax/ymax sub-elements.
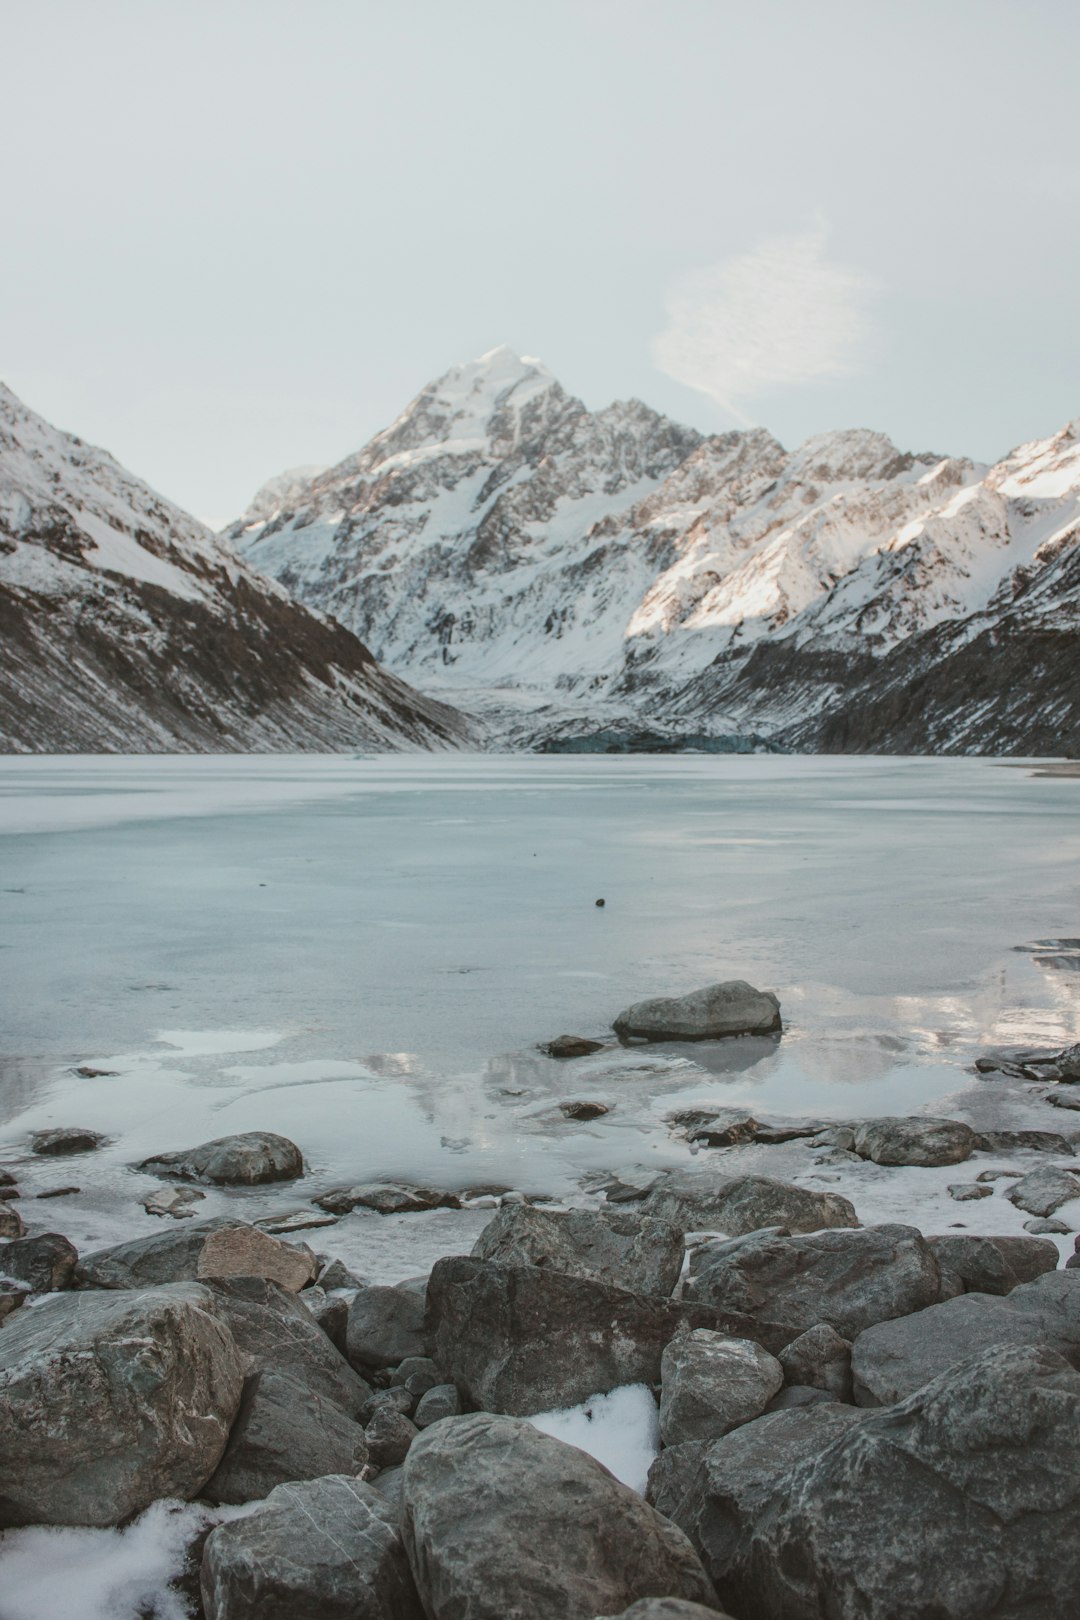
<box><xmin>255</xmin><ymin>1207</ymin><xmax>340</xmax><ymax>1233</ymax></box>
<box><xmin>545</xmin><ymin>1035</ymin><xmax>605</xmax><ymax>1058</ymax></box>
<box><xmin>471</xmin><ymin>1204</ymin><xmax>685</xmax><ymax>1296</ymax></box>
<box><xmin>1026</xmin><ymin>1217</ymin><xmax>1070</xmax><ymax>1234</ymax></box>
<box><xmin>207</xmin><ymin>1275</ymin><xmax>371</xmax><ymax>1416</ymax></box>
<box><xmin>0</xmin><ymin>1282</ymin><xmax>243</xmax><ymax>1527</ymax></box>
<box><xmin>613</xmin><ymin>981</ymin><xmax>781</xmax><ymax>1042</ymax></box>
<box><xmin>685</xmin><ymin>1224</ymin><xmax>940</xmax><ymax>1343</ymax></box>
<box><xmin>426</xmin><ymin>1255</ymin><xmax>767</xmax><ymax>1414</ymax></box>
<box><xmin>30</xmin><ymin>1127</ymin><xmax>105</xmax><ymax>1155</ymax></box>
<box><xmin>143</xmin><ymin>1186</ymin><xmax>206</xmax><ymax>1219</ymax></box>
<box><xmin>1006</xmin><ymin>1166</ymin><xmax>1080</xmax><ymax>1217</ymax></box>
<box><xmin>851</xmin><ymin>1116</ymin><xmax>974</xmax><ymax>1167</ymax></box>
<box><xmin>402</xmin><ymin>1413</ymin><xmax>717</xmax><ymax>1620</ymax></box>
<box><xmin>316</xmin><ymin>1182</ymin><xmax>457</xmax><ymax>1216</ymax></box>
<box><xmin>140</xmin><ymin>1130</ymin><xmax>303</xmax><ymax>1185</ymax></box>
<box><xmin>927</xmin><ymin>1234</ymin><xmax>1059</xmax><ymax>1297</ymax></box>
<box><xmin>643</xmin><ymin>1170</ymin><xmax>857</xmax><ymax>1237</ymax></box>
<box><xmin>0</xmin><ymin>1232</ymin><xmax>78</xmax><ymax>1293</ymax></box>
<box><xmin>203</xmin><ymin>1370</ymin><xmax>369</xmax><ymax>1505</ymax></box>
<box><xmin>347</xmin><ymin>1279</ymin><xmax>429</xmax><ymax>1370</ymax></box>
<box><xmin>201</xmin><ymin>1473</ymin><xmax>422</xmax><ymax>1620</ymax></box>
<box><xmin>659</xmin><ymin>1327</ymin><xmax>783</xmax><ymax>1445</ymax></box>
<box><xmin>975</xmin><ymin>1128</ymin><xmax>1075</xmax><ymax>1155</ymax></box>
<box><xmin>733</xmin><ymin>1345</ymin><xmax>1080</xmax><ymax>1620</ymax></box>
<box><xmin>947</xmin><ymin>1181</ymin><xmax>991</xmax><ymax>1200</ymax></box>
<box><xmin>79</xmin><ymin>1217</ymin><xmax>313</xmax><ymax>1292</ymax></box>
<box><xmin>851</xmin><ymin>1271</ymin><xmax>1080</xmax><ymax>1405</ymax></box>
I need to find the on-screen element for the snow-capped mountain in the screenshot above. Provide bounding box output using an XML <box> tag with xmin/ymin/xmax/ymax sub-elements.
<box><xmin>229</xmin><ymin>348</ymin><xmax>1080</xmax><ymax>754</ymax></box>
<box><xmin>0</xmin><ymin>384</ymin><xmax>471</xmax><ymax>752</ymax></box>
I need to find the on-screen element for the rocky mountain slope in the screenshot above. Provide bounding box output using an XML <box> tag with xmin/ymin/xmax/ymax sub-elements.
<box><xmin>229</xmin><ymin>348</ymin><xmax>1080</xmax><ymax>754</ymax></box>
<box><xmin>0</xmin><ymin>384</ymin><xmax>471</xmax><ymax>752</ymax></box>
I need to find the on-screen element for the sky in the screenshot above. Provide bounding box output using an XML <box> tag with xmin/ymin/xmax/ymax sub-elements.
<box><xmin>3</xmin><ymin>0</ymin><xmax>1079</xmax><ymax>525</ymax></box>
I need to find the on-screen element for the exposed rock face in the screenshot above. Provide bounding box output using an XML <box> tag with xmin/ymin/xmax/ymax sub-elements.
<box><xmin>613</xmin><ymin>982</ymin><xmax>781</xmax><ymax>1042</ymax></box>
<box><xmin>685</xmin><ymin>1224</ymin><xmax>941</xmax><ymax>1342</ymax></box>
<box><xmin>659</xmin><ymin>1329</ymin><xmax>783</xmax><ymax>1445</ymax></box>
<box><xmin>78</xmin><ymin>1217</ymin><xmax>314</xmax><ymax>1290</ymax></box>
<box><xmin>203</xmin><ymin>1371</ymin><xmax>369</xmax><ymax>1505</ymax></box>
<box><xmin>642</xmin><ymin>1170</ymin><xmax>857</xmax><ymax>1237</ymax></box>
<box><xmin>851</xmin><ymin>1116</ymin><xmax>975</xmax><ymax>1166</ymax></box>
<box><xmin>851</xmin><ymin>1272</ymin><xmax>1080</xmax><ymax>1405</ymax></box>
<box><xmin>401</xmin><ymin>1413</ymin><xmax>717</xmax><ymax>1620</ymax></box>
<box><xmin>0</xmin><ymin>380</ymin><xmax>472</xmax><ymax>754</ymax></box>
<box><xmin>202</xmin><ymin>1473</ymin><xmax>423</xmax><ymax>1620</ymax></box>
<box><xmin>206</xmin><ymin>1275</ymin><xmax>371</xmax><ymax>1416</ymax></box>
<box><xmin>729</xmin><ymin>1346</ymin><xmax>1080</xmax><ymax>1620</ymax></box>
<box><xmin>0</xmin><ymin>1232</ymin><xmax>78</xmax><ymax>1293</ymax></box>
<box><xmin>196</xmin><ymin>1224</ymin><xmax>319</xmax><ymax>1290</ymax></box>
<box><xmin>927</xmin><ymin>1233</ymin><xmax>1060</xmax><ymax>1297</ymax></box>
<box><xmin>426</xmin><ymin>1256</ymin><xmax>765</xmax><ymax>1413</ymax></box>
<box><xmin>472</xmin><ymin>1204</ymin><xmax>685</xmax><ymax>1296</ymax></box>
<box><xmin>347</xmin><ymin>1280</ymin><xmax>429</xmax><ymax>1370</ymax></box>
<box><xmin>0</xmin><ymin>1282</ymin><xmax>243</xmax><ymax>1526</ymax></box>
<box><xmin>140</xmin><ymin>1131</ymin><xmax>304</xmax><ymax>1186</ymax></box>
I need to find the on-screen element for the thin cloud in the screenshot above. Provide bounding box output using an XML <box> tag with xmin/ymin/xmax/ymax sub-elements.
<box><xmin>652</xmin><ymin>228</ymin><xmax>876</xmax><ymax>422</ymax></box>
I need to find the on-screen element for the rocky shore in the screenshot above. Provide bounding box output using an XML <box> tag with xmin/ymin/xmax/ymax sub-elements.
<box><xmin>3</xmin><ymin>983</ymin><xmax>1080</xmax><ymax>1619</ymax></box>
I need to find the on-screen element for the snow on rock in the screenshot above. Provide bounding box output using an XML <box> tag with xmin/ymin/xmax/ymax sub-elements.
<box><xmin>527</xmin><ymin>1382</ymin><xmax>661</xmax><ymax>1494</ymax></box>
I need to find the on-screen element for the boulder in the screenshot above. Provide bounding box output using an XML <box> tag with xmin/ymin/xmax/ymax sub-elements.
<box><xmin>426</xmin><ymin>1256</ymin><xmax>764</xmax><ymax>1414</ymax></box>
<box><xmin>0</xmin><ymin>1205</ymin><xmax>26</xmax><ymax>1239</ymax></box>
<box><xmin>1026</xmin><ymin>1217</ymin><xmax>1070</xmax><ymax>1234</ymax></box>
<box><xmin>642</xmin><ymin>1170</ymin><xmax>857</xmax><ymax>1236</ymax></box>
<box><xmin>347</xmin><ymin>1279</ymin><xmax>429</xmax><ymax>1370</ymax></box>
<box><xmin>367</xmin><ymin>1407</ymin><xmax>419</xmax><ymax>1468</ymax></box>
<box><xmin>927</xmin><ymin>1233</ymin><xmax>1059</xmax><ymax>1297</ymax></box>
<box><xmin>730</xmin><ymin>1345</ymin><xmax>1080</xmax><ymax>1620</ymax></box>
<box><xmin>545</xmin><ymin>1035</ymin><xmax>605</xmax><ymax>1058</ymax></box>
<box><xmin>196</xmin><ymin>1223</ymin><xmax>318</xmax><ymax>1290</ymax></box>
<box><xmin>203</xmin><ymin>1371</ymin><xmax>369</xmax><ymax>1505</ymax></box>
<box><xmin>851</xmin><ymin>1116</ymin><xmax>974</xmax><ymax>1167</ymax></box>
<box><xmin>0</xmin><ymin>1288</ymin><xmax>25</xmax><ymax>1323</ymax></box>
<box><xmin>0</xmin><ymin>1232</ymin><xmax>78</xmax><ymax>1293</ymax></box>
<box><xmin>669</xmin><ymin>1108</ymin><xmax>758</xmax><ymax>1147</ymax></box>
<box><xmin>851</xmin><ymin>1271</ymin><xmax>1080</xmax><ymax>1405</ymax></box>
<box><xmin>30</xmin><ymin>1127</ymin><xmax>105</xmax><ymax>1155</ymax></box>
<box><xmin>472</xmin><ymin>1204</ymin><xmax>684</xmax><ymax>1296</ymax></box>
<box><xmin>402</xmin><ymin>1413</ymin><xmax>717</xmax><ymax>1620</ymax></box>
<box><xmin>362</xmin><ymin>1388</ymin><xmax>416</xmax><ymax>1425</ymax></box>
<box><xmin>613</xmin><ymin>981</ymin><xmax>781</xmax><ymax>1042</ymax></box>
<box><xmin>974</xmin><ymin>1128</ymin><xmax>1074</xmax><ymax>1155</ymax></box>
<box><xmin>79</xmin><ymin>1218</ymin><xmax>316</xmax><ymax>1292</ymax></box>
<box><xmin>317</xmin><ymin>1183</ymin><xmax>456</xmax><ymax>1216</ymax></box>
<box><xmin>659</xmin><ymin>1328</ymin><xmax>783</xmax><ymax>1445</ymax></box>
<box><xmin>140</xmin><ymin>1130</ymin><xmax>303</xmax><ymax>1185</ymax></box>
<box><xmin>0</xmin><ymin>1282</ymin><xmax>243</xmax><ymax>1527</ymax></box>
<box><xmin>414</xmin><ymin>1384</ymin><xmax>461</xmax><ymax>1428</ymax></box>
<box><xmin>777</xmin><ymin>1322</ymin><xmax>853</xmax><ymax>1400</ymax></box>
<box><xmin>600</xmin><ymin>1605</ymin><xmax>734</xmax><ymax>1620</ymax></box>
<box><xmin>1006</xmin><ymin>1166</ymin><xmax>1080</xmax><ymax>1217</ymax></box>
<box><xmin>390</xmin><ymin>1356</ymin><xmax>441</xmax><ymax>1395</ymax></box>
<box><xmin>303</xmin><ymin>1286</ymin><xmax>350</xmax><ymax>1352</ymax></box>
<box><xmin>320</xmin><ymin>1257</ymin><xmax>366</xmax><ymax>1290</ymax></box>
<box><xmin>207</xmin><ymin>1275</ymin><xmax>371</xmax><ymax>1416</ymax></box>
<box><xmin>201</xmin><ymin>1473</ymin><xmax>422</xmax><ymax>1620</ymax></box>
<box><xmin>685</xmin><ymin>1224</ymin><xmax>940</xmax><ymax>1343</ymax></box>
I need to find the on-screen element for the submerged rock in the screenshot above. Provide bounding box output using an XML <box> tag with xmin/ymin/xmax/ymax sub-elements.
<box><xmin>402</xmin><ymin>1413</ymin><xmax>717</xmax><ymax>1620</ymax></box>
<box><xmin>659</xmin><ymin>1327</ymin><xmax>783</xmax><ymax>1445</ymax></box>
<box><xmin>30</xmin><ymin>1126</ymin><xmax>106</xmax><ymax>1155</ymax></box>
<box><xmin>140</xmin><ymin>1130</ymin><xmax>303</xmax><ymax>1185</ymax></box>
<box><xmin>545</xmin><ymin>1035</ymin><xmax>605</xmax><ymax>1058</ymax></box>
<box><xmin>0</xmin><ymin>1282</ymin><xmax>243</xmax><ymax>1526</ymax></box>
<box><xmin>317</xmin><ymin>1183</ymin><xmax>457</xmax><ymax>1216</ymax></box>
<box><xmin>559</xmin><ymin>1099</ymin><xmax>611</xmax><ymax>1120</ymax></box>
<box><xmin>367</xmin><ymin>1406</ymin><xmax>419</xmax><ymax>1468</ymax></box>
<box><xmin>851</xmin><ymin>1116</ymin><xmax>974</xmax><ymax>1167</ymax></box>
<box><xmin>472</xmin><ymin>1204</ymin><xmax>685</xmax><ymax>1296</ymax></box>
<box><xmin>414</xmin><ymin>1383</ymin><xmax>461</xmax><ymax>1428</ymax></box>
<box><xmin>142</xmin><ymin>1186</ymin><xmax>206</xmax><ymax>1219</ymax></box>
<box><xmin>642</xmin><ymin>1170</ymin><xmax>857</xmax><ymax>1237</ymax></box>
<box><xmin>613</xmin><ymin>981</ymin><xmax>781</xmax><ymax>1042</ymax></box>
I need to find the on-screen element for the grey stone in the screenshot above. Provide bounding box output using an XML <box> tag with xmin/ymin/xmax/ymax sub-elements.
<box><xmin>764</xmin><ymin>1383</ymin><xmax>835</xmax><ymax>1411</ymax></box>
<box><xmin>0</xmin><ymin>1170</ymin><xmax>15</xmax><ymax>1187</ymax></box>
<box><xmin>367</xmin><ymin>1407</ymin><xmax>419</xmax><ymax>1468</ymax></box>
<box><xmin>599</xmin><ymin>1604</ymin><xmax>735</xmax><ymax>1620</ymax></box>
<box><xmin>0</xmin><ymin>1233</ymin><xmax>78</xmax><ymax>1293</ymax></box>
<box><xmin>668</xmin><ymin>1108</ymin><xmax>758</xmax><ymax>1147</ymax></box>
<box><xmin>732</xmin><ymin>1345</ymin><xmax>1080</xmax><ymax>1620</ymax></box>
<box><xmin>78</xmin><ymin>1218</ymin><xmax>316</xmax><ymax>1292</ymax></box>
<box><xmin>30</xmin><ymin>1127</ymin><xmax>105</xmax><ymax>1155</ymax></box>
<box><xmin>317</xmin><ymin>1183</ymin><xmax>456</xmax><ymax>1216</ymax></box>
<box><xmin>643</xmin><ymin>1170</ymin><xmax>857</xmax><ymax>1236</ymax></box>
<box><xmin>204</xmin><ymin>1370</ymin><xmax>369</xmax><ymax>1505</ymax></box>
<box><xmin>347</xmin><ymin>1279</ymin><xmax>429</xmax><ymax>1370</ymax></box>
<box><xmin>0</xmin><ymin>1288</ymin><xmax>25</xmax><ymax>1323</ymax></box>
<box><xmin>255</xmin><ymin>1207</ymin><xmax>340</xmax><ymax>1234</ymax></box>
<box><xmin>659</xmin><ymin>1327</ymin><xmax>783</xmax><ymax>1445</ymax></box>
<box><xmin>852</xmin><ymin>1116</ymin><xmax>974</xmax><ymax>1167</ymax></box>
<box><xmin>201</xmin><ymin>1473</ymin><xmax>422</xmax><ymax>1620</ymax></box>
<box><xmin>975</xmin><ymin>1167</ymin><xmax>1021</xmax><ymax>1181</ymax></box>
<box><xmin>362</xmin><ymin>1387</ymin><xmax>417</xmax><ymax>1425</ymax></box>
<box><xmin>413</xmin><ymin>1384</ymin><xmax>461</xmax><ymax>1427</ymax></box>
<box><xmin>974</xmin><ymin>1128</ymin><xmax>1074</xmax><ymax>1155</ymax></box>
<box><xmin>613</xmin><ymin>980</ymin><xmax>781</xmax><ymax>1042</ymax></box>
<box><xmin>140</xmin><ymin>1130</ymin><xmax>303</xmax><ymax>1185</ymax></box>
<box><xmin>207</xmin><ymin>1275</ymin><xmax>371</xmax><ymax>1416</ymax></box>
<box><xmin>390</xmin><ymin>1356</ymin><xmax>440</xmax><ymax>1393</ymax></box>
<box><xmin>0</xmin><ymin>1205</ymin><xmax>26</xmax><ymax>1239</ymax></box>
<box><xmin>402</xmin><ymin>1413</ymin><xmax>717</xmax><ymax>1620</ymax></box>
<box><xmin>560</xmin><ymin>1099</ymin><xmax>611</xmax><ymax>1120</ymax></box>
<box><xmin>686</xmin><ymin>1223</ymin><xmax>939</xmax><ymax>1343</ymax></box>
<box><xmin>0</xmin><ymin>1283</ymin><xmax>243</xmax><ymax>1527</ymax></box>
<box><xmin>303</xmin><ymin>1286</ymin><xmax>350</xmax><ymax>1352</ymax></box>
<box><xmin>472</xmin><ymin>1203</ymin><xmax>685</xmax><ymax>1296</ymax></box>
<box><xmin>927</xmin><ymin>1233</ymin><xmax>1059</xmax><ymax>1297</ymax></box>
<box><xmin>320</xmin><ymin>1257</ymin><xmax>365</xmax><ymax>1289</ymax></box>
<box><xmin>426</xmin><ymin>1255</ymin><xmax>768</xmax><ymax>1414</ymax></box>
<box><xmin>948</xmin><ymin>1181</ymin><xmax>991</xmax><ymax>1201</ymax></box>
<box><xmin>143</xmin><ymin>1186</ymin><xmax>206</xmax><ymax>1218</ymax></box>
<box><xmin>369</xmin><ymin>1464</ymin><xmax>406</xmax><ymax>1518</ymax></box>
<box><xmin>777</xmin><ymin>1322</ymin><xmax>853</xmax><ymax>1400</ymax></box>
<box><xmin>1007</xmin><ymin>1166</ymin><xmax>1080</xmax><ymax>1216</ymax></box>
<box><xmin>851</xmin><ymin>1271</ymin><xmax>1080</xmax><ymax>1405</ymax></box>
<box><xmin>546</xmin><ymin>1035</ymin><xmax>605</xmax><ymax>1058</ymax></box>
<box><xmin>1026</xmin><ymin>1217</ymin><xmax>1070</xmax><ymax>1234</ymax></box>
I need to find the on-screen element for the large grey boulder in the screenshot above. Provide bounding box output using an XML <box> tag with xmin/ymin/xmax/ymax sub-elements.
<box><xmin>643</xmin><ymin>1170</ymin><xmax>857</xmax><ymax>1237</ymax></box>
<box><xmin>402</xmin><ymin>1413</ymin><xmax>717</xmax><ymax>1620</ymax></box>
<box><xmin>732</xmin><ymin>1345</ymin><xmax>1080</xmax><ymax>1620</ymax></box>
<box><xmin>1006</xmin><ymin>1166</ymin><xmax>1080</xmax><ymax>1217</ymax></box>
<box><xmin>927</xmin><ymin>1233</ymin><xmax>1059</xmax><ymax>1297</ymax></box>
<box><xmin>851</xmin><ymin>1270</ymin><xmax>1080</xmax><ymax>1405</ymax></box>
<box><xmin>140</xmin><ymin>1130</ymin><xmax>303</xmax><ymax>1185</ymax></box>
<box><xmin>202</xmin><ymin>1473</ymin><xmax>422</xmax><ymax>1620</ymax></box>
<box><xmin>685</xmin><ymin>1223</ymin><xmax>940</xmax><ymax>1343</ymax></box>
<box><xmin>600</xmin><ymin>1604</ymin><xmax>734</xmax><ymax>1620</ymax></box>
<box><xmin>206</xmin><ymin>1275</ymin><xmax>371</xmax><ymax>1416</ymax></box>
<box><xmin>613</xmin><ymin>981</ymin><xmax>781</xmax><ymax>1042</ymax></box>
<box><xmin>777</xmin><ymin>1323</ymin><xmax>853</xmax><ymax>1400</ymax></box>
<box><xmin>659</xmin><ymin>1327</ymin><xmax>783</xmax><ymax>1445</ymax></box>
<box><xmin>851</xmin><ymin>1116</ymin><xmax>975</xmax><ymax>1166</ymax></box>
<box><xmin>204</xmin><ymin>1371</ymin><xmax>369</xmax><ymax>1504</ymax></box>
<box><xmin>0</xmin><ymin>1282</ymin><xmax>243</xmax><ymax>1527</ymax></box>
<box><xmin>347</xmin><ymin>1279</ymin><xmax>429</xmax><ymax>1370</ymax></box>
<box><xmin>79</xmin><ymin>1218</ymin><xmax>317</xmax><ymax>1292</ymax></box>
<box><xmin>472</xmin><ymin>1204</ymin><xmax>684</xmax><ymax>1296</ymax></box>
<box><xmin>0</xmin><ymin>1232</ymin><xmax>78</xmax><ymax>1293</ymax></box>
<box><xmin>427</xmin><ymin>1256</ymin><xmax>765</xmax><ymax>1413</ymax></box>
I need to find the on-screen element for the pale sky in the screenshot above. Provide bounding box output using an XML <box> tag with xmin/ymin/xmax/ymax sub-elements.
<box><xmin>3</xmin><ymin>0</ymin><xmax>1079</xmax><ymax>524</ymax></box>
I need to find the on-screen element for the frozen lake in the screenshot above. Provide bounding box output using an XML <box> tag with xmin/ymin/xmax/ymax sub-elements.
<box><xmin>1</xmin><ymin>753</ymin><xmax>1079</xmax><ymax>1272</ymax></box>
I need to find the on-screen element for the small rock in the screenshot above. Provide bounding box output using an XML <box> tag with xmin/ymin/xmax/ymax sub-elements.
<box><xmin>73</xmin><ymin>1066</ymin><xmax>119</xmax><ymax>1078</ymax></box>
<box><xmin>301</xmin><ymin>1286</ymin><xmax>349</xmax><ymax>1352</ymax></box>
<box><xmin>1048</xmin><ymin>1091</ymin><xmax>1080</xmax><ymax>1111</ymax></box>
<box><xmin>613</xmin><ymin>980</ymin><xmax>781</xmax><ymax>1042</ymax></box>
<box><xmin>0</xmin><ymin>1288</ymin><xmax>26</xmax><ymax>1323</ymax></box>
<box><xmin>545</xmin><ymin>1035</ymin><xmax>605</xmax><ymax>1059</ymax></box>
<box><xmin>30</xmin><ymin>1127</ymin><xmax>105</xmax><ymax>1156</ymax></box>
<box><xmin>319</xmin><ymin>1256</ymin><xmax>365</xmax><ymax>1290</ymax></box>
<box><xmin>390</xmin><ymin>1356</ymin><xmax>440</xmax><ymax>1395</ymax></box>
<box><xmin>366</xmin><ymin>1406</ymin><xmax>419</xmax><ymax>1467</ymax></box>
<box><xmin>777</xmin><ymin>1323</ymin><xmax>853</xmax><ymax>1401</ymax></box>
<box><xmin>669</xmin><ymin>1108</ymin><xmax>758</xmax><ymax>1148</ymax></box>
<box><xmin>255</xmin><ymin>1207</ymin><xmax>341</xmax><ymax>1234</ymax></box>
<box><xmin>361</xmin><ymin>1387</ymin><xmax>416</xmax><ymax>1425</ymax></box>
<box><xmin>659</xmin><ymin>1327</ymin><xmax>784</xmax><ymax>1445</ymax></box>
<box><xmin>143</xmin><ymin>1186</ymin><xmax>206</xmax><ymax>1219</ymax></box>
<box><xmin>560</xmin><ymin>1100</ymin><xmax>611</xmax><ymax>1120</ymax></box>
<box><xmin>0</xmin><ymin>1233</ymin><xmax>78</xmax><ymax>1293</ymax></box>
<box><xmin>35</xmin><ymin>1185</ymin><xmax>79</xmax><ymax>1199</ymax></box>
<box><xmin>140</xmin><ymin>1130</ymin><xmax>303</xmax><ymax>1186</ymax></box>
<box><xmin>414</xmin><ymin>1383</ymin><xmax>462</xmax><ymax>1427</ymax></box>
<box><xmin>0</xmin><ymin>1189</ymin><xmax>15</xmax><ymax>1202</ymax></box>
<box><xmin>974</xmin><ymin>1129</ymin><xmax>1074</xmax><ymax>1156</ymax></box>
<box><xmin>948</xmin><ymin>1182</ymin><xmax>992</xmax><ymax>1201</ymax></box>
<box><xmin>1006</xmin><ymin>1166</ymin><xmax>1080</xmax><ymax>1217</ymax></box>
<box><xmin>347</xmin><ymin>1279</ymin><xmax>429</xmax><ymax>1370</ymax></box>
<box><xmin>316</xmin><ymin>1182</ymin><xmax>456</xmax><ymax>1216</ymax></box>
<box><xmin>975</xmin><ymin>1168</ymin><xmax>1021</xmax><ymax>1182</ymax></box>
<box><xmin>595</xmin><ymin>898</ymin><xmax>606</xmax><ymax>907</ymax></box>
<box><xmin>1025</xmin><ymin>1217</ymin><xmax>1070</xmax><ymax>1234</ymax></box>
<box><xmin>851</xmin><ymin>1117</ymin><xmax>974</xmax><ymax>1167</ymax></box>
<box><xmin>643</xmin><ymin>1169</ymin><xmax>857</xmax><ymax>1238</ymax></box>
<box><xmin>0</xmin><ymin>1205</ymin><xmax>26</xmax><ymax>1239</ymax></box>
